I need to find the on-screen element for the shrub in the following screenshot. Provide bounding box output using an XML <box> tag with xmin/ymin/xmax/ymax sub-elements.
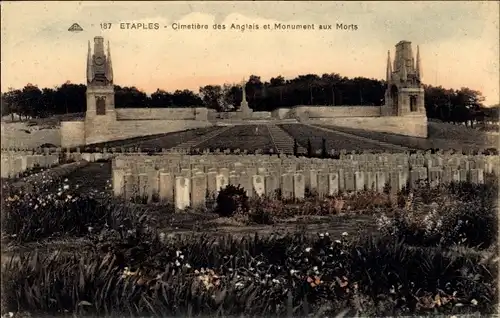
<box><xmin>214</xmin><ymin>184</ymin><xmax>249</xmax><ymax>217</ymax></box>
<box><xmin>307</xmin><ymin>139</ymin><xmax>313</xmax><ymax>157</ymax></box>
<box><xmin>376</xmin><ymin>176</ymin><xmax>498</xmax><ymax>249</ymax></box>
<box><xmin>321</xmin><ymin>138</ymin><xmax>327</xmax><ymax>158</ymax></box>
<box><xmin>247</xmin><ymin>197</ymin><xmax>277</xmax><ymax>224</ymax></box>
<box><xmin>293</xmin><ymin>139</ymin><xmax>299</xmax><ymax>156</ymax></box>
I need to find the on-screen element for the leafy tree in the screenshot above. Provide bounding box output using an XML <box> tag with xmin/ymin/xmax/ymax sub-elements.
<box><xmin>2</xmin><ymin>88</ymin><xmax>22</xmax><ymax>121</ymax></box>
<box><xmin>114</xmin><ymin>86</ymin><xmax>148</xmax><ymax>108</ymax></box>
<box><xmin>150</xmin><ymin>89</ymin><xmax>173</xmax><ymax>107</ymax></box>
<box><xmin>1</xmin><ymin>72</ymin><xmax>490</xmax><ymax>127</ymax></box>
<box><xmin>172</xmin><ymin>90</ymin><xmax>203</xmax><ymax>107</ymax></box>
<box><xmin>199</xmin><ymin>85</ymin><xmax>224</xmax><ymax>111</ymax></box>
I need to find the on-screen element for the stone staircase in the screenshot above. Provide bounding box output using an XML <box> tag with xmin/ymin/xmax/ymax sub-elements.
<box><xmin>170</xmin><ymin>126</ymin><xmax>233</xmax><ymax>151</ymax></box>
<box><xmin>267</xmin><ymin>124</ymin><xmax>306</xmax><ymax>154</ymax></box>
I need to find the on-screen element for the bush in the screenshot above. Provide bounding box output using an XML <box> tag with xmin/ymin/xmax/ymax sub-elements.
<box><xmin>321</xmin><ymin>138</ymin><xmax>327</xmax><ymax>158</ymax></box>
<box><xmin>376</xmin><ymin>177</ymin><xmax>498</xmax><ymax>249</ymax></box>
<box><xmin>293</xmin><ymin>139</ymin><xmax>299</xmax><ymax>156</ymax></box>
<box><xmin>247</xmin><ymin>197</ymin><xmax>277</xmax><ymax>224</ymax></box>
<box><xmin>214</xmin><ymin>184</ymin><xmax>249</xmax><ymax>217</ymax></box>
<box><xmin>307</xmin><ymin>139</ymin><xmax>313</xmax><ymax>157</ymax></box>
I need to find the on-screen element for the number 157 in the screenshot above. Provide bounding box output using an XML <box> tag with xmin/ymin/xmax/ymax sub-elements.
<box><xmin>100</xmin><ymin>23</ymin><xmax>112</xmax><ymax>29</ymax></box>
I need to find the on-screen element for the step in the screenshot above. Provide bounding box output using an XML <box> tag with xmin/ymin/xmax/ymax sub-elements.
<box><xmin>267</xmin><ymin>124</ymin><xmax>306</xmax><ymax>154</ymax></box>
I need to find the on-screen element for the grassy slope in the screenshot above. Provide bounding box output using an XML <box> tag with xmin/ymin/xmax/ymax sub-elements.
<box><xmin>314</xmin><ymin>121</ymin><xmax>498</xmax><ymax>151</ymax></box>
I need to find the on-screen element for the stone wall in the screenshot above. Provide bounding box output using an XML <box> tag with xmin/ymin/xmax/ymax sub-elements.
<box><xmin>84</xmin><ymin>119</ymin><xmax>213</xmax><ymax>145</ymax></box>
<box><xmin>60</xmin><ymin>118</ymin><xmax>214</xmax><ymax>147</ymax></box>
<box><xmin>271</xmin><ymin>105</ymin><xmax>428</xmax><ymax>138</ymax></box>
<box><xmin>61</xmin><ymin>106</ymin><xmax>212</xmax><ymax>147</ymax></box>
<box><xmin>272</xmin><ymin>105</ymin><xmax>381</xmax><ymax>119</ymax></box>
<box><xmin>251</xmin><ymin>111</ymin><xmax>272</xmax><ymax>119</ymax></box>
<box><xmin>1</xmin><ymin>122</ymin><xmax>61</xmax><ymax>148</ymax></box>
<box><xmin>310</xmin><ymin>114</ymin><xmax>428</xmax><ymax>138</ymax></box>
<box><xmin>115</xmin><ymin>107</ymin><xmax>207</xmax><ymax>120</ymax></box>
<box><xmin>60</xmin><ymin>121</ymin><xmax>85</xmax><ymax>148</ymax></box>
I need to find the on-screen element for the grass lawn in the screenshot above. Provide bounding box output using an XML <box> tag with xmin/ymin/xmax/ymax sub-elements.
<box><xmin>313</xmin><ymin>123</ymin><xmax>498</xmax><ymax>152</ymax></box>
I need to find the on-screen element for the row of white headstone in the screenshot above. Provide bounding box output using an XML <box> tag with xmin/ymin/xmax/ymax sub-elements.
<box><xmin>1</xmin><ymin>154</ymin><xmax>59</xmax><ymax>178</ymax></box>
<box><xmin>112</xmin><ymin>154</ymin><xmax>492</xmax><ymax>210</ymax></box>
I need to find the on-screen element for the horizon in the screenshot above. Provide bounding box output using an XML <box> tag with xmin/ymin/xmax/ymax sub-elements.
<box><xmin>1</xmin><ymin>1</ymin><xmax>499</xmax><ymax>105</ymax></box>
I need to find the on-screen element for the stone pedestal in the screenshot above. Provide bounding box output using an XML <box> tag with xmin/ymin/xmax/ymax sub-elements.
<box><xmin>240</xmin><ymin>101</ymin><xmax>252</xmax><ymax>118</ymax></box>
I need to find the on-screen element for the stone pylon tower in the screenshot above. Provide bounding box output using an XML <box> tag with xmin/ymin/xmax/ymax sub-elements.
<box><xmin>85</xmin><ymin>36</ymin><xmax>116</xmax><ymax>143</ymax></box>
<box><xmin>383</xmin><ymin>41</ymin><xmax>425</xmax><ymax>116</ymax></box>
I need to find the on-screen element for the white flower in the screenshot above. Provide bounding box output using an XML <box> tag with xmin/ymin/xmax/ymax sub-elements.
<box><xmin>335</xmin><ymin>240</ymin><xmax>341</xmax><ymax>244</ymax></box>
<box><xmin>471</xmin><ymin>299</ymin><xmax>478</xmax><ymax>306</ymax></box>
<box><xmin>175</xmin><ymin>260</ymin><xmax>181</xmax><ymax>267</ymax></box>
<box><xmin>290</xmin><ymin>269</ymin><xmax>299</xmax><ymax>275</ymax></box>
<box><xmin>63</xmin><ymin>184</ymin><xmax>69</xmax><ymax>190</ymax></box>
<box><xmin>342</xmin><ymin>232</ymin><xmax>348</xmax><ymax>236</ymax></box>
<box><xmin>184</xmin><ymin>263</ymin><xmax>191</xmax><ymax>269</ymax></box>
<box><xmin>305</xmin><ymin>247</ymin><xmax>312</xmax><ymax>252</ymax></box>
<box><xmin>313</xmin><ymin>266</ymin><xmax>318</xmax><ymax>271</ymax></box>
<box><xmin>176</xmin><ymin>250</ymin><xmax>182</xmax><ymax>257</ymax></box>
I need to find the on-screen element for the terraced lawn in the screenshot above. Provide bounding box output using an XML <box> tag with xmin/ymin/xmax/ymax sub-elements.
<box><xmin>195</xmin><ymin>125</ymin><xmax>278</xmax><ymax>152</ymax></box>
<box><xmin>87</xmin><ymin>126</ymin><xmax>221</xmax><ymax>150</ymax></box>
<box><xmin>280</xmin><ymin>123</ymin><xmax>406</xmax><ymax>153</ymax></box>
<box><xmin>315</xmin><ymin>123</ymin><xmax>498</xmax><ymax>151</ymax></box>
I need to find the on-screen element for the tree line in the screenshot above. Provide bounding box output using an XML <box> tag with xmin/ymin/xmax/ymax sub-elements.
<box><xmin>2</xmin><ymin>74</ymin><xmax>498</xmax><ymax>127</ymax></box>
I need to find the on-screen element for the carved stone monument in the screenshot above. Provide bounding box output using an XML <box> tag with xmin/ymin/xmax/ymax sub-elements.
<box><xmin>383</xmin><ymin>40</ymin><xmax>425</xmax><ymax>116</ymax></box>
<box><xmin>84</xmin><ymin>36</ymin><xmax>116</xmax><ymax>142</ymax></box>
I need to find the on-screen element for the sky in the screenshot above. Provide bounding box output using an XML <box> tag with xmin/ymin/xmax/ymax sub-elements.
<box><xmin>1</xmin><ymin>1</ymin><xmax>499</xmax><ymax>105</ymax></box>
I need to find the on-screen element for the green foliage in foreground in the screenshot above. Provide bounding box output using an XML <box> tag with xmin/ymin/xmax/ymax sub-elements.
<box><xmin>3</xmin><ymin>230</ymin><xmax>498</xmax><ymax>317</ymax></box>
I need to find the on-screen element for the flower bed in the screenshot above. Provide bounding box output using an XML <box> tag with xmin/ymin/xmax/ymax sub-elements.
<box><xmin>2</xmin><ymin>229</ymin><xmax>497</xmax><ymax>317</ymax></box>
